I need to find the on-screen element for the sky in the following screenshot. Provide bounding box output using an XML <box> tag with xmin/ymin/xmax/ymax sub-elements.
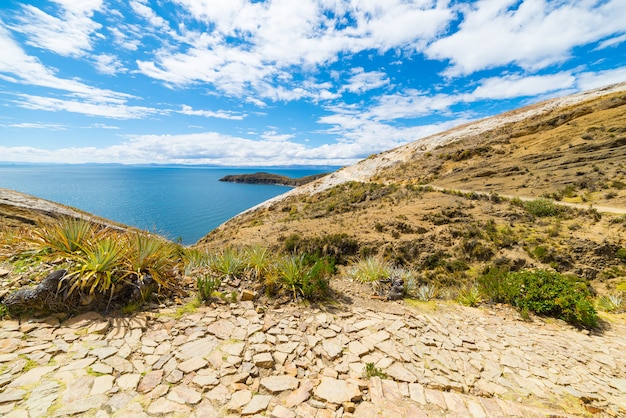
<box><xmin>0</xmin><ymin>0</ymin><xmax>625</xmax><ymax>167</ymax></box>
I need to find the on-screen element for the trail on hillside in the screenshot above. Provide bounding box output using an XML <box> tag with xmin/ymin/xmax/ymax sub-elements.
<box><xmin>426</xmin><ymin>185</ymin><xmax>626</xmax><ymax>215</ymax></box>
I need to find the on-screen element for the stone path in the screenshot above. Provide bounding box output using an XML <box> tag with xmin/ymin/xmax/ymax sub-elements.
<box><xmin>1</xmin><ymin>300</ymin><xmax>625</xmax><ymax>417</ymax></box>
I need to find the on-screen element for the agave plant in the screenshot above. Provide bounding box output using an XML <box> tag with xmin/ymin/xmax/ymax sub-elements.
<box><xmin>125</xmin><ymin>232</ymin><xmax>179</xmax><ymax>288</ymax></box>
<box><xmin>415</xmin><ymin>284</ymin><xmax>438</xmax><ymax>302</ymax></box>
<box><xmin>346</xmin><ymin>256</ymin><xmax>392</xmax><ymax>294</ymax></box>
<box><xmin>210</xmin><ymin>248</ymin><xmax>245</xmax><ymax>281</ymax></box>
<box><xmin>347</xmin><ymin>256</ymin><xmax>391</xmax><ymax>283</ymax></box>
<box><xmin>31</xmin><ymin>217</ymin><xmax>98</xmax><ymax>258</ymax></box>
<box><xmin>182</xmin><ymin>248</ymin><xmax>214</xmax><ymax>276</ymax></box>
<box><xmin>244</xmin><ymin>244</ymin><xmax>271</xmax><ymax>281</ymax></box>
<box><xmin>274</xmin><ymin>254</ymin><xmax>305</xmax><ymax>301</ymax></box>
<box><xmin>65</xmin><ymin>236</ymin><xmax>128</xmax><ymax>296</ymax></box>
<box><xmin>457</xmin><ymin>284</ymin><xmax>482</xmax><ymax>307</ymax></box>
<box><xmin>597</xmin><ymin>294</ymin><xmax>623</xmax><ymax>312</ymax></box>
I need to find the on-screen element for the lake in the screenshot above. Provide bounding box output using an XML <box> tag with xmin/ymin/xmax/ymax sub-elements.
<box><xmin>0</xmin><ymin>164</ymin><xmax>336</xmax><ymax>245</ymax></box>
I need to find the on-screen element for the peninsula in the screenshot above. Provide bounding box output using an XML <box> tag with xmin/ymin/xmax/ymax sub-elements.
<box><xmin>219</xmin><ymin>171</ymin><xmax>329</xmax><ymax>187</ymax></box>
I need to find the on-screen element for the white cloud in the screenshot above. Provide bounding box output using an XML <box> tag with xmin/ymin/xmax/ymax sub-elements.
<box><xmin>11</xmin><ymin>0</ymin><xmax>103</xmax><ymax>57</ymax></box>
<box><xmin>136</xmin><ymin>0</ymin><xmax>454</xmax><ymax>99</ymax></box>
<box><xmin>576</xmin><ymin>66</ymin><xmax>626</xmax><ymax>91</ymax></box>
<box><xmin>16</xmin><ymin>94</ymin><xmax>161</xmax><ymax>120</ymax></box>
<box><xmin>94</xmin><ymin>53</ymin><xmax>126</xmax><ymax>75</ymax></box>
<box><xmin>595</xmin><ymin>33</ymin><xmax>626</xmax><ymax>50</ymax></box>
<box><xmin>260</xmin><ymin>131</ymin><xmax>295</xmax><ymax>142</ymax></box>
<box><xmin>342</xmin><ymin>68</ymin><xmax>389</xmax><ymax>93</ymax></box>
<box><xmin>4</xmin><ymin>122</ymin><xmax>67</xmax><ymax>130</ymax></box>
<box><xmin>0</xmin><ymin>24</ymin><xmax>131</xmax><ymax>102</ymax></box>
<box><xmin>179</xmin><ymin>105</ymin><xmax>246</xmax><ymax>120</ymax></box>
<box><xmin>427</xmin><ymin>0</ymin><xmax>626</xmax><ymax>77</ymax></box>
<box><xmin>468</xmin><ymin>72</ymin><xmax>576</xmax><ymax>100</ymax></box>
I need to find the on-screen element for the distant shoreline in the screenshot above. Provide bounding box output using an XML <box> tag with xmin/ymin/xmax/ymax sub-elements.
<box><xmin>219</xmin><ymin>172</ymin><xmax>329</xmax><ymax>187</ymax></box>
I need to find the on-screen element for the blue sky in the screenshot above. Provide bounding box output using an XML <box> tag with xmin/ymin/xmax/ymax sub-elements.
<box><xmin>1</xmin><ymin>0</ymin><xmax>625</xmax><ymax>166</ymax></box>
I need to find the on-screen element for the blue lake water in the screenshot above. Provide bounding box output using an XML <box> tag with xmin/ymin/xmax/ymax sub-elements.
<box><xmin>0</xmin><ymin>164</ymin><xmax>336</xmax><ymax>245</ymax></box>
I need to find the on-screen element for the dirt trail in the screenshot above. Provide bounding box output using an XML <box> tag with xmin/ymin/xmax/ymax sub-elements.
<box><xmin>426</xmin><ymin>185</ymin><xmax>626</xmax><ymax>215</ymax></box>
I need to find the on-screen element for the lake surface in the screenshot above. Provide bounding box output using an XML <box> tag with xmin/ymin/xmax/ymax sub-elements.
<box><xmin>0</xmin><ymin>164</ymin><xmax>336</xmax><ymax>245</ymax></box>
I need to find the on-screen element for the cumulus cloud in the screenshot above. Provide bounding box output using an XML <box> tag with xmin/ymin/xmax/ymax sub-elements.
<box><xmin>136</xmin><ymin>0</ymin><xmax>453</xmax><ymax>99</ymax></box>
<box><xmin>10</xmin><ymin>0</ymin><xmax>103</xmax><ymax>57</ymax></box>
<box><xmin>427</xmin><ymin>0</ymin><xmax>626</xmax><ymax>77</ymax></box>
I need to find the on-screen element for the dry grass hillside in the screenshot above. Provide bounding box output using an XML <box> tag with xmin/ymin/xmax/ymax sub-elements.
<box><xmin>198</xmin><ymin>83</ymin><xmax>626</xmax><ymax>297</ymax></box>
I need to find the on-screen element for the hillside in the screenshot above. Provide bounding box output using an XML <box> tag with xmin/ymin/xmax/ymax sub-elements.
<box><xmin>1</xmin><ymin>84</ymin><xmax>626</xmax><ymax>417</ymax></box>
<box><xmin>198</xmin><ymin>83</ymin><xmax>626</xmax><ymax>295</ymax></box>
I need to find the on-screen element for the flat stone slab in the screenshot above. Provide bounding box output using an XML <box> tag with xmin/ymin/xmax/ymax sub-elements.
<box><xmin>314</xmin><ymin>377</ymin><xmax>362</xmax><ymax>404</ymax></box>
<box><xmin>260</xmin><ymin>375</ymin><xmax>299</xmax><ymax>393</ymax></box>
<box><xmin>241</xmin><ymin>395</ymin><xmax>272</xmax><ymax>415</ymax></box>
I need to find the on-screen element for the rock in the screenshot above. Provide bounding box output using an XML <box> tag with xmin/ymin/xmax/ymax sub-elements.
<box><xmin>177</xmin><ymin>337</ymin><xmax>219</xmax><ymax>360</ymax></box>
<box><xmin>260</xmin><ymin>375</ymin><xmax>299</xmax><ymax>393</ymax></box>
<box><xmin>386</xmin><ymin>362</ymin><xmax>418</xmax><ymax>383</ymax></box>
<box><xmin>207</xmin><ymin>319</ymin><xmax>235</xmax><ymax>340</ymax></box>
<box><xmin>253</xmin><ymin>352</ymin><xmax>274</xmax><ymax>368</ymax></box>
<box><xmin>227</xmin><ymin>389</ymin><xmax>252</xmax><ymax>411</ymax></box>
<box><xmin>270</xmin><ymin>404</ymin><xmax>297</xmax><ymax>418</ymax></box>
<box><xmin>314</xmin><ymin>377</ymin><xmax>362</xmax><ymax>404</ymax></box>
<box><xmin>241</xmin><ymin>289</ymin><xmax>256</xmax><ymax>301</ymax></box>
<box><xmin>138</xmin><ymin>370</ymin><xmax>164</xmax><ymax>393</ymax></box>
<box><xmin>91</xmin><ymin>375</ymin><xmax>115</xmax><ymax>395</ymax></box>
<box><xmin>116</xmin><ymin>373</ymin><xmax>141</xmax><ymax>391</ymax></box>
<box><xmin>167</xmin><ymin>386</ymin><xmax>202</xmax><ymax>404</ymax></box>
<box><xmin>241</xmin><ymin>394</ymin><xmax>272</xmax><ymax>415</ymax></box>
<box><xmin>177</xmin><ymin>357</ymin><xmax>207</xmax><ymax>373</ymax></box>
<box><xmin>147</xmin><ymin>398</ymin><xmax>191</xmax><ymax>415</ymax></box>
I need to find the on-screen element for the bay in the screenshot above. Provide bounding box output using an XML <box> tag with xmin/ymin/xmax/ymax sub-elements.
<box><xmin>0</xmin><ymin>164</ymin><xmax>335</xmax><ymax>245</ymax></box>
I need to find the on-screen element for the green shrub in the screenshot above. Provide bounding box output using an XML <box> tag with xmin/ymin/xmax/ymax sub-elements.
<box><xmin>523</xmin><ymin>198</ymin><xmax>563</xmax><ymax>217</ymax></box>
<box><xmin>125</xmin><ymin>232</ymin><xmax>179</xmax><ymax>289</ymax></box>
<box><xmin>271</xmin><ymin>254</ymin><xmax>331</xmax><ymax>300</ymax></box>
<box><xmin>477</xmin><ymin>266</ymin><xmax>514</xmax><ymax>303</ymax></box>
<box><xmin>616</xmin><ymin>248</ymin><xmax>626</xmax><ymax>262</ymax></box>
<box><xmin>244</xmin><ymin>245</ymin><xmax>272</xmax><ymax>281</ymax></box>
<box><xmin>480</xmin><ymin>269</ymin><xmax>597</xmax><ymax>328</ymax></box>
<box><xmin>363</xmin><ymin>362</ymin><xmax>387</xmax><ymax>379</ymax></box>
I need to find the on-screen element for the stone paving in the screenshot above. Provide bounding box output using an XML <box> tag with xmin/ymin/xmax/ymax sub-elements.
<box><xmin>1</xmin><ymin>299</ymin><xmax>625</xmax><ymax>417</ymax></box>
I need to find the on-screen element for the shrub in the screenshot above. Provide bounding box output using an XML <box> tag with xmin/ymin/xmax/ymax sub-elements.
<box><xmin>481</xmin><ymin>269</ymin><xmax>598</xmax><ymax>329</ymax></box>
<box><xmin>616</xmin><ymin>248</ymin><xmax>626</xmax><ymax>262</ymax></box>
<box><xmin>244</xmin><ymin>244</ymin><xmax>272</xmax><ymax>281</ymax></box>
<box><xmin>478</xmin><ymin>266</ymin><xmax>509</xmax><ymax>303</ymax></box>
<box><xmin>271</xmin><ymin>254</ymin><xmax>331</xmax><ymax>300</ymax></box>
<box><xmin>283</xmin><ymin>233</ymin><xmax>358</xmax><ymax>265</ymax></box>
<box><xmin>363</xmin><ymin>362</ymin><xmax>387</xmax><ymax>379</ymax></box>
<box><xmin>523</xmin><ymin>198</ymin><xmax>563</xmax><ymax>217</ymax></box>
